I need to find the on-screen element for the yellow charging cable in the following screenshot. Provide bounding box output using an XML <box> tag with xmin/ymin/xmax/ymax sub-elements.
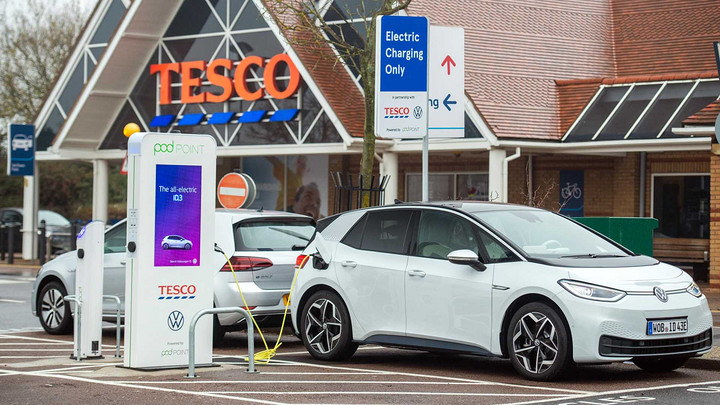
<box><xmin>221</xmin><ymin>251</ymin><xmax>309</xmax><ymax>364</ymax></box>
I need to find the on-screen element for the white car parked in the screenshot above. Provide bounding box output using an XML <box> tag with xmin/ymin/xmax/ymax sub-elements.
<box><xmin>31</xmin><ymin>209</ymin><xmax>315</xmax><ymax>344</ymax></box>
<box><xmin>291</xmin><ymin>202</ymin><xmax>713</xmax><ymax>381</ymax></box>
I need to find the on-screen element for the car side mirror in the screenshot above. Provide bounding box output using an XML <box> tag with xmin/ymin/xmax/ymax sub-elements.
<box><xmin>448</xmin><ymin>249</ymin><xmax>486</xmax><ymax>271</ymax></box>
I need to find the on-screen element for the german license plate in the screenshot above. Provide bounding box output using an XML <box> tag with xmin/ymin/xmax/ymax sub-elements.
<box><xmin>647</xmin><ymin>318</ymin><xmax>687</xmax><ymax>335</ymax></box>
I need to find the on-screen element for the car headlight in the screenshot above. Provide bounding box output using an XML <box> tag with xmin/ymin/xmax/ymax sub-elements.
<box><xmin>686</xmin><ymin>282</ymin><xmax>702</xmax><ymax>298</ymax></box>
<box><xmin>558</xmin><ymin>280</ymin><xmax>626</xmax><ymax>302</ymax></box>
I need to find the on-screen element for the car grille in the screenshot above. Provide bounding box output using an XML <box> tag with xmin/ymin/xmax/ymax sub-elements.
<box><xmin>599</xmin><ymin>329</ymin><xmax>712</xmax><ymax>357</ymax></box>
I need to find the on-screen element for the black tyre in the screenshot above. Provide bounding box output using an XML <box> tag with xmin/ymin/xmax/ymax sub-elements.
<box><xmin>37</xmin><ymin>281</ymin><xmax>73</xmax><ymax>335</ymax></box>
<box><xmin>184</xmin><ymin>243</ymin><xmax>191</xmax><ymax>250</ymax></box>
<box><xmin>212</xmin><ymin>314</ymin><xmax>225</xmax><ymax>346</ymax></box>
<box><xmin>162</xmin><ymin>243</ymin><xmax>169</xmax><ymax>250</ymax></box>
<box><xmin>300</xmin><ymin>290</ymin><xmax>358</xmax><ymax>361</ymax></box>
<box><xmin>507</xmin><ymin>302</ymin><xmax>572</xmax><ymax>381</ymax></box>
<box><xmin>633</xmin><ymin>356</ymin><xmax>688</xmax><ymax>372</ymax></box>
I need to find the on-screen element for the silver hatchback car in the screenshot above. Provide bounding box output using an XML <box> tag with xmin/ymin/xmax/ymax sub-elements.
<box><xmin>31</xmin><ymin>209</ymin><xmax>315</xmax><ymax>343</ymax></box>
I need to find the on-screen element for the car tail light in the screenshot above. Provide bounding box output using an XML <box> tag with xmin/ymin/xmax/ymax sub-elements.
<box><xmin>242</xmin><ymin>306</ymin><xmax>256</xmax><ymax>310</ymax></box>
<box><xmin>220</xmin><ymin>256</ymin><xmax>273</xmax><ymax>272</ymax></box>
<box><xmin>296</xmin><ymin>254</ymin><xmax>310</xmax><ymax>269</ymax></box>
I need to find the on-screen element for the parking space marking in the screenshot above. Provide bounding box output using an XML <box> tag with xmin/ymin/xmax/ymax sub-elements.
<box><xmin>0</xmin><ymin>342</ymin><xmax>72</xmax><ymax>345</ymax></box>
<box><xmin>0</xmin><ymin>298</ymin><xmax>25</xmax><ymax>304</ymax></box>
<box><xmin>504</xmin><ymin>379</ymin><xmax>720</xmax><ymax>405</ymax></box>
<box><xmin>0</xmin><ymin>334</ymin><xmax>74</xmax><ymax>344</ymax></box>
<box><xmin>205</xmin><ymin>390</ymin><xmax>571</xmax><ymax>398</ymax></box>
<box><xmin>271</xmin><ymin>358</ymin><xmax>597</xmax><ymax>395</ymax></box>
<box><xmin>0</xmin><ymin>355</ymin><xmax>69</xmax><ymax>359</ymax></box>
<box><xmin>0</xmin><ymin>348</ymin><xmax>84</xmax><ymax>352</ymax></box>
<box><xmin>0</xmin><ymin>279</ymin><xmax>30</xmax><ymax>284</ymax></box>
<box><xmin>5</xmin><ymin>370</ymin><xmax>287</xmax><ymax>405</ymax></box>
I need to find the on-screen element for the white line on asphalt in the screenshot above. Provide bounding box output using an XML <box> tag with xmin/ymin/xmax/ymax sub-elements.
<box><xmin>504</xmin><ymin>379</ymin><xmax>720</xmax><ymax>405</ymax></box>
<box><xmin>0</xmin><ymin>298</ymin><xmax>25</xmax><ymax>303</ymax></box>
<box><xmin>270</xmin><ymin>358</ymin><xmax>597</xmax><ymax>395</ymax></box>
<box><xmin>41</xmin><ymin>364</ymin><xmax>117</xmax><ymax>373</ymax></box>
<box><xmin>0</xmin><ymin>279</ymin><xmax>30</xmax><ymax>284</ymax></box>
<box><xmin>205</xmin><ymin>391</ymin><xmax>569</xmax><ymax>397</ymax></box>
<box><xmin>0</xmin><ymin>334</ymin><xmax>73</xmax><ymax>344</ymax></box>
<box><xmin>124</xmin><ymin>380</ymin><xmax>572</xmax><ymax>388</ymax></box>
<box><xmin>0</xmin><ymin>328</ymin><xmax>44</xmax><ymax>333</ymax></box>
<box><xmin>0</xmin><ymin>342</ymin><xmax>72</xmax><ymax>345</ymax></box>
<box><xmin>9</xmin><ymin>370</ymin><xmax>286</xmax><ymax>405</ymax></box>
<box><xmin>0</xmin><ymin>349</ymin><xmax>79</xmax><ymax>352</ymax></box>
<box><xmin>0</xmin><ymin>356</ymin><xmax>68</xmax><ymax>358</ymax></box>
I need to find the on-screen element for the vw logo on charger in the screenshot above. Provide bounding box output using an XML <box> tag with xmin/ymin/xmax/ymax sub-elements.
<box><xmin>653</xmin><ymin>287</ymin><xmax>668</xmax><ymax>303</ymax></box>
<box><xmin>413</xmin><ymin>106</ymin><xmax>423</xmax><ymax>119</ymax></box>
<box><xmin>167</xmin><ymin>310</ymin><xmax>185</xmax><ymax>331</ymax></box>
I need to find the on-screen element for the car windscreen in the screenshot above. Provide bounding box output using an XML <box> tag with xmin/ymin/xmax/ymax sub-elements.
<box><xmin>39</xmin><ymin>210</ymin><xmax>70</xmax><ymax>227</ymax></box>
<box><xmin>471</xmin><ymin>210</ymin><xmax>629</xmax><ymax>259</ymax></box>
<box><xmin>234</xmin><ymin>219</ymin><xmax>315</xmax><ymax>251</ymax></box>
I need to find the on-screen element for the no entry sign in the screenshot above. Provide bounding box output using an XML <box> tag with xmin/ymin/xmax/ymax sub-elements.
<box><xmin>217</xmin><ymin>172</ymin><xmax>256</xmax><ymax>209</ymax></box>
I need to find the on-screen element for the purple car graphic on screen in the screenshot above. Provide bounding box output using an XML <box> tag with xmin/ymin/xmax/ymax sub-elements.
<box><xmin>161</xmin><ymin>235</ymin><xmax>193</xmax><ymax>250</ymax></box>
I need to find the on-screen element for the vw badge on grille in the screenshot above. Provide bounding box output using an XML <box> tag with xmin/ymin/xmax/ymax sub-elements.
<box><xmin>653</xmin><ymin>287</ymin><xmax>668</xmax><ymax>303</ymax></box>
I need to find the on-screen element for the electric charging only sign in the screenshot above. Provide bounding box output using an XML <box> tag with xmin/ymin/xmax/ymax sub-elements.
<box><xmin>375</xmin><ymin>15</ymin><xmax>429</xmax><ymax>139</ymax></box>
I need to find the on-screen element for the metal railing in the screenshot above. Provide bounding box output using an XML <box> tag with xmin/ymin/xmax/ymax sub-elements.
<box><xmin>102</xmin><ymin>295</ymin><xmax>122</xmax><ymax>358</ymax></box>
<box><xmin>186</xmin><ymin>307</ymin><xmax>255</xmax><ymax>378</ymax></box>
<box><xmin>331</xmin><ymin>172</ymin><xmax>389</xmax><ymax>213</ymax></box>
<box><xmin>63</xmin><ymin>295</ymin><xmax>82</xmax><ymax>362</ymax></box>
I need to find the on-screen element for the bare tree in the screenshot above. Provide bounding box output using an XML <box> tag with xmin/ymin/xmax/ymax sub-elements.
<box><xmin>0</xmin><ymin>0</ymin><xmax>85</xmax><ymax>143</ymax></box>
<box><xmin>0</xmin><ymin>0</ymin><xmax>88</xmax><ymax>214</ymax></box>
<box><xmin>267</xmin><ymin>0</ymin><xmax>412</xmax><ymax>207</ymax></box>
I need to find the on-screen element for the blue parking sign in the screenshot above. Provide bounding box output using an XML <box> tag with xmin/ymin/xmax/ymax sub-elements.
<box><xmin>7</xmin><ymin>124</ymin><xmax>35</xmax><ymax>176</ymax></box>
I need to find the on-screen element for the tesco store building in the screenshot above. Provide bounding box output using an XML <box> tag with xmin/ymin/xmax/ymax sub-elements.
<box><xmin>29</xmin><ymin>0</ymin><xmax>720</xmax><ymax>286</ymax></box>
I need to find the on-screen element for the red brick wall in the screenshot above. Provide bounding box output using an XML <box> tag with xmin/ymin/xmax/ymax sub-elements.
<box><xmin>710</xmin><ymin>152</ymin><xmax>720</xmax><ymax>288</ymax></box>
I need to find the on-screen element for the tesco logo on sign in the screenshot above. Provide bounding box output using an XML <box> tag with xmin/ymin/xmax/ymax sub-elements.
<box><xmin>150</xmin><ymin>54</ymin><xmax>301</xmax><ymax>105</ymax></box>
<box><xmin>158</xmin><ymin>284</ymin><xmax>197</xmax><ymax>300</ymax></box>
<box><xmin>383</xmin><ymin>107</ymin><xmax>410</xmax><ymax>118</ymax></box>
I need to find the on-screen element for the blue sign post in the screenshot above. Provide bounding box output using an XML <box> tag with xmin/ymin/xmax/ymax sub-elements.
<box><xmin>7</xmin><ymin>124</ymin><xmax>35</xmax><ymax>176</ymax></box>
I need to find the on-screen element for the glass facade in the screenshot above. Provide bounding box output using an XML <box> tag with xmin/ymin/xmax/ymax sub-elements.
<box><xmin>98</xmin><ymin>0</ymin><xmax>343</xmax><ymax>150</ymax></box>
<box><xmin>653</xmin><ymin>175</ymin><xmax>710</xmax><ymax>239</ymax></box>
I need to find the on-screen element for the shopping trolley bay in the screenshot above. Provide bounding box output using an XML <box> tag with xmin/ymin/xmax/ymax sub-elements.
<box><xmin>1</xmin><ymin>327</ymin><xmax>720</xmax><ymax>405</ymax></box>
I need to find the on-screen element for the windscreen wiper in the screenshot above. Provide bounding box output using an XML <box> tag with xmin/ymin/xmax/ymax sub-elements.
<box><xmin>560</xmin><ymin>253</ymin><xmax>627</xmax><ymax>258</ymax></box>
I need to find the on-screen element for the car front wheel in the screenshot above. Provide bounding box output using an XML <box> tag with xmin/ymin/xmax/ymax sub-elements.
<box><xmin>507</xmin><ymin>302</ymin><xmax>572</xmax><ymax>381</ymax></box>
<box><xmin>38</xmin><ymin>281</ymin><xmax>73</xmax><ymax>334</ymax></box>
<box><xmin>300</xmin><ymin>290</ymin><xmax>357</xmax><ymax>361</ymax></box>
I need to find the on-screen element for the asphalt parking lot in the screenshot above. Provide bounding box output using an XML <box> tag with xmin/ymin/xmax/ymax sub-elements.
<box><xmin>1</xmin><ymin>327</ymin><xmax>720</xmax><ymax>405</ymax></box>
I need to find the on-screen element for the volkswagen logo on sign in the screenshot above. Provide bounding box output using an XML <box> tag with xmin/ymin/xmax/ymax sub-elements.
<box><xmin>653</xmin><ymin>287</ymin><xmax>668</xmax><ymax>303</ymax></box>
<box><xmin>413</xmin><ymin>106</ymin><xmax>423</xmax><ymax>119</ymax></box>
<box><xmin>167</xmin><ymin>310</ymin><xmax>184</xmax><ymax>331</ymax></box>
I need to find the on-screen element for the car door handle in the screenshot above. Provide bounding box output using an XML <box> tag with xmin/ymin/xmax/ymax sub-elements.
<box><xmin>408</xmin><ymin>269</ymin><xmax>426</xmax><ymax>278</ymax></box>
<box><xmin>341</xmin><ymin>261</ymin><xmax>357</xmax><ymax>268</ymax></box>
<box><xmin>120</xmin><ymin>260</ymin><xmax>126</xmax><ymax>265</ymax></box>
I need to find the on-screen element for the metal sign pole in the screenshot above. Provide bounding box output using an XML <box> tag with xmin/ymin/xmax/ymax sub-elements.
<box><xmin>422</xmin><ymin>131</ymin><xmax>429</xmax><ymax>202</ymax></box>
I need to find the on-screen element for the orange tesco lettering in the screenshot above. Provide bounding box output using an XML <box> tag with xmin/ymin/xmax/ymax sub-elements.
<box><xmin>150</xmin><ymin>54</ymin><xmax>301</xmax><ymax>105</ymax></box>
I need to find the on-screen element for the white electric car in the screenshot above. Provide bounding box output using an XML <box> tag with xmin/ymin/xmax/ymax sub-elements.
<box><xmin>161</xmin><ymin>235</ymin><xmax>193</xmax><ymax>250</ymax></box>
<box><xmin>31</xmin><ymin>209</ymin><xmax>315</xmax><ymax>343</ymax></box>
<box><xmin>291</xmin><ymin>202</ymin><xmax>713</xmax><ymax>381</ymax></box>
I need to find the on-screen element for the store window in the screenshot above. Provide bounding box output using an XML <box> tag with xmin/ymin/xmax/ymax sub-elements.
<box><xmin>406</xmin><ymin>173</ymin><xmax>488</xmax><ymax>202</ymax></box>
<box><xmin>652</xmin><ymin>174</ymin><xmax>710</xmax><ymax>239</ymax></box>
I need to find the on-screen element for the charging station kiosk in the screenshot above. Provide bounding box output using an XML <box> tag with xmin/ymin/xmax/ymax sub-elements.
<box><xmin>123</xmin><ymin>132</ymin><xmax>216</xmax><ymax>369</ymax></box>
<box><xmin>74</xmin><ymin>221</ymin><xmax>105</xmax><ymax>359</ymax></box>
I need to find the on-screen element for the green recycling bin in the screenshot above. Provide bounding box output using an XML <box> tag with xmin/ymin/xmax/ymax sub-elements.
<box><xmin>573</xmin><ymin>217</ymin><xmax>658</xmax><ymax>257</ymax></box>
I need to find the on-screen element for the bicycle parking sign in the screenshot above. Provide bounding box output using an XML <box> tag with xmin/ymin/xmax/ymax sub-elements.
<box><xmin>559</xmin><ymin>170</ymin><xmax>584</xmax><ymax>217</ymax></box>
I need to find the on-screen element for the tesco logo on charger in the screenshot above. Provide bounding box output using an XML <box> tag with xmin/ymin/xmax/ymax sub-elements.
<box><xmin>158</xmin><ymin>284</ymin><xmax>197</xmax><ymax>300</ymax></box>
<box><xmin>384</xmin><ymin>107</ymin><xmax>410</xmax><ymax>119</ymax></box>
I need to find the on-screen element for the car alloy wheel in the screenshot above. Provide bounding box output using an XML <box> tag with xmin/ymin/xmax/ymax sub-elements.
<box><xmin>300</xmin><ymin>290</ymin><xmax>358</xmax><ymax>361</ymax></box>
<box><xmin>305</xmin><ymin>298</ymin><xmax>342</xmax><ymax>354</ymax></box>
<box><xmin>162</xmin><ymin>243</ymin><xmax>169</xmax><ymax>249</ymax></box>
<box><xmin>507</xmin><ymin>302</ymin><xmax>571</xmax><ymax>381</ymax></box>
<box><xmin>512</xmin><ymin>312</ymin><xmax>559</xmax><ymax>374</ymax></box>
<box><xmin>38</xmin><ymin>281</ymin><xmax>72</xmax><ymax>334</ymax></box>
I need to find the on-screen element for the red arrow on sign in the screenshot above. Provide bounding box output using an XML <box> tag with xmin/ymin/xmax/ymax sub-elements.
<box><xmin>441</xmin><ymin>55</ymin><xmax>456</xmax><ymax>75</ymax></box>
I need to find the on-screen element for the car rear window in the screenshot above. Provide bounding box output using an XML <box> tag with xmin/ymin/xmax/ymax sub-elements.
<box><xmin>234</xmin><ymin>218</ymin><xmax>315</xmax><ymax>251</ymax></box>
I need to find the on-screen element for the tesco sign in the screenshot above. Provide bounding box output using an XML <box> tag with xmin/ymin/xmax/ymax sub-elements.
<box><xmin>150</xmin><ymin>54</ymin><xmax>301</xmax><ymax>104</ymax></box>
